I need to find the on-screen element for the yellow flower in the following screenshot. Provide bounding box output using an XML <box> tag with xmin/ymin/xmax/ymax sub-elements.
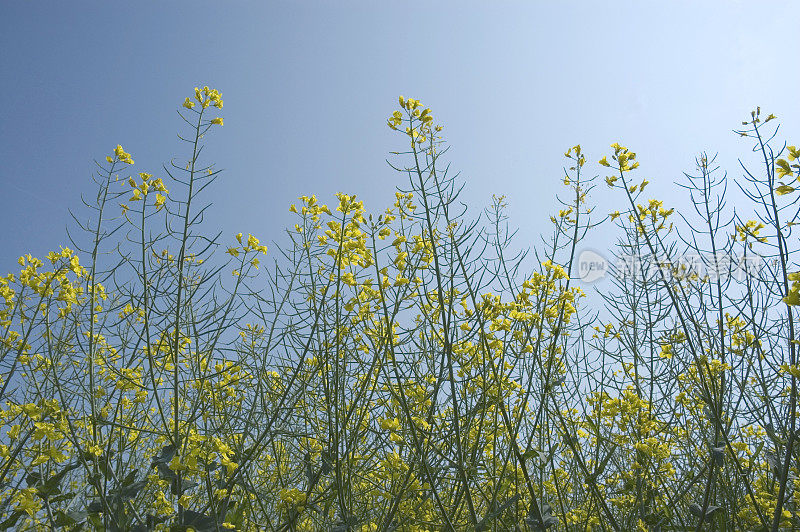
<box><xmin>169</xmin><ymin>454</ymin><xmax>186</xmax><ymax>472</ymax></box>
<box><xmin>784</xmin><ymin>290</ymin><xmax>800</xmax><ymax>306</ymax></box>
<box><xmin>211</xmin><ymin>117</ymin><xmax>223</xmax><ymax>125</ymax></box>
<box><xmin>380</xmin><ymin>418</ymin><xmax>401</xmax><ymax>431</ymax></box>
<box><xmin>13</xmin><ymin>488</ymin><xmax>41</xmax><ymax>517</ymax></box>
<box><xmin>659</xmin><ymin>344</ymin><xmax>673</xmax><ymax>359</ymax></box>
<box><xmin>88</xmin><ymin>444</ymin><xmax>103</xmax><ymax>457</ymax></box>
<box><xmin>114</xmin><ymin>144</ymin><xmax>134</xmax><ymax>164</ymax></box>
<box><xmin>780</xmin><ymin>364</ymin><xmax>800</xmax><ymax>378</ymax></box>
<box><xmin>183</xmin><ymin>97</ymin><xmax>195</xmax><ymax>109</ymax></box>
<box><xmin>776</xmin><ymin>159</ymin><xmax>793</xmax><ymax>179</ymax></box>
<box><xmin>279</xmin><ymin>488</ymin><xmax>307</xmax><ymax>509</ymax></box>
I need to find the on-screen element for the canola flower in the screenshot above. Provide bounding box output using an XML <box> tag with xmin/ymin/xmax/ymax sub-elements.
<box><xmin>0</xmin><ymin>92</ymin><xmax>797</xmax><ymax>531</ymax></box>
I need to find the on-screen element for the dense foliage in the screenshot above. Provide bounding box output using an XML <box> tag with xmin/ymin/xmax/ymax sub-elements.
<box><xmin>0</xmin><ymin>88</ymin><xmax>798</xmax><ymax>531</ymax></box>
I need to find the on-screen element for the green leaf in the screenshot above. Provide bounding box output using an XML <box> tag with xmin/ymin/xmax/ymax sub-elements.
<box><xmin>521</xmin><ymin>449</ymin><xmax>539</xmax><ymax>461</ymax></box>
<box><xmin>29</xmin><ymin>461</ymin><xmax>81</xmax><ymax>500</ymax></box>
<box><xmin>0</xmin><ymin>511</ymin><xmax>23</xmax><ymax>530</ymax></box>
<box><xmin>689</xmin><ymin>502</ymin><xmax>722</xmax><ymax>518</ymax></box>
<box><xmin>179</xmin><ymin>510</ymin><xmax>218</xmax><ymax>532</ymax></box>
<box><xmin>155</xmin><ymin>462</ymin><xmax>177</xmax><ymax>483</ymax></box>
<box><xmin>476</xmin><ymin>495</ymin><xmax>520</xmax><ymax>530</ymax></box>
<box><xmin>53</xmin><ymin>508</ymin><xmax>87</xmax><ymax>527</ymax></box>
<box><xmin>152</xmin><ymin>444</ymin><xmax>176</xmax><ymax>465</ymax></box>
<box><xmin>526</xmin><ymin>501</ymin><xmax>559</xmax><ymax>529</ymax></box>
<box><xmin>111</xmin><ymin>479</ymin><xmax>148</xmax><ymax>500</ymax></box>
<box><xmin>710</xmin><ymin>445</ymin><xmax>725</xmax><ymax>466</ymax></box>
<box><xmin>591</xmin><ymin>444</ymin><xmax>617</xmax><ymax>480</ymax></box>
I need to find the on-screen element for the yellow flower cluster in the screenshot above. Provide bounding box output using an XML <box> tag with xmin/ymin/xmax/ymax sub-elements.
<box><xmin>279</xmin><ymin>487</ymin><xmax>307</xmax><ymax>509</ymax></box>
<box><xmin>183</xmin><ymin>85</ymin><xmax>223</xmax><ymax>109</ymax></box>
<box><xmin>782</xmin><ymin>271</ymin><xmax>800</xmax><ymax>306</ymax></box>
<box><xmin>106</xmin><ymin>144</ymin><xmax>134</xmax><ymax>165</ymax></box>
<box><xmin>387</xmin><ymin>95</ymin><xmax>440</xmax><ymax>146</ymax></box>
<box><xmin>735</xmin><ymin>219</ymin><xmax>767</xmax><ymax>244</ymax></box>
<box><xmin>5</xmin><ymin>88</ymin><xmax>800</xmax><ymax>531</ymax></box>
<box><xmin>600</xmin><ymin>142</ymin><xmax>640</xmax><ymax>187</ymax></box>
<box><xmin>181</xmin><ymin>86</ymin><xmax>224</xmax><ymax>127</ymax></box>
<box><xmin>225</xmin><ymin>233</ymin><xmax>268</xmax><ymax>274</ymax></box>
<box><xmin>127</xmin><ymin>171</ymin><xmax>169</xmax><ymax>208</ymax></box>
<box><xmin>564</xmin><ymin>144</ymin><xmax>586</xmax><ymax>171</ymax></box>
<box><xmin>776</xmin><ymin>145</ymin><xmax>799</xmax><ymax>179</ymax></box>
<box><xmin>634</xmin><ymin>198</ymin><xmax>674</xmax><ymax>232</ymax></box>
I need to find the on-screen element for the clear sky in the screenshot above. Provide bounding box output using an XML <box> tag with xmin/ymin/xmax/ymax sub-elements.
<box><xmin>1</xmin><ymin>1</ymin><xmax>798</xmax><ymax>280</ymax></box>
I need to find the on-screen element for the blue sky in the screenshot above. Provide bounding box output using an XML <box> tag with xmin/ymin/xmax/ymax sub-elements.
<box><xmin>1</xmin><ymin>1</ymin><xmax>798</xmax><ymax>280</ymax></box>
